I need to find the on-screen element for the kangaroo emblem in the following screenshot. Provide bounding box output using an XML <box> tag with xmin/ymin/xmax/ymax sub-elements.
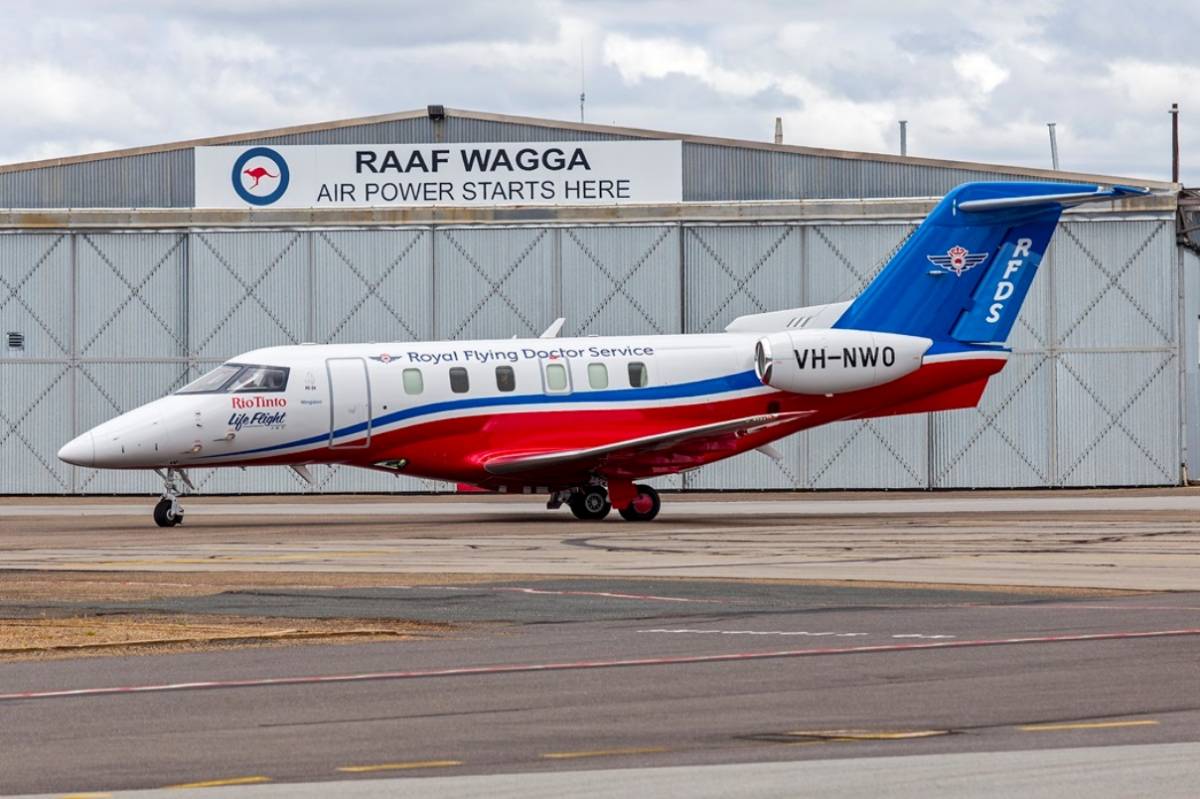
<box><xmin>242</xmin><ymin>166</ymin><xmax>278</xmax><ymax>189</ymax></box>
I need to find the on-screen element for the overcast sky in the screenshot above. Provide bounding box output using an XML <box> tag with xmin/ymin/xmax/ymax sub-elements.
<box><xmin>2</xmin><ymin>0</ymin><xmax>1196</xmax><ymax>183</ymax></box>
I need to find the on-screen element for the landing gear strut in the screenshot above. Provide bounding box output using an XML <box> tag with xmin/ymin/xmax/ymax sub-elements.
<box><xmin>568</xmin><ymin>485</ymin><xmax>611</xmax><ymax>520</ymax></box>
<box><xmin>152</xmin><ymin>468</ymin><xmax>188</xmax><ymax>528</ymax></box>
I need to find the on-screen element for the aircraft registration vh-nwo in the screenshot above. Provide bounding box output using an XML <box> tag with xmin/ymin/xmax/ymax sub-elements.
<box><xmin>58</xmin><ymin>182</ymin><xmax>1148</xmax><ymax>526</ymax></box>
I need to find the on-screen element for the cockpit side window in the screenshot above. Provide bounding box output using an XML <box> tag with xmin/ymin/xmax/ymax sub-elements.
<box><xmin>229</xmin><ymin>365</ymin><xmax>289</xmax><ymax>393</ymax></box>
<box><xmin>176</xmin><ymin>363</ymin><xmax>290</xmax><ymax>394</ymax></box>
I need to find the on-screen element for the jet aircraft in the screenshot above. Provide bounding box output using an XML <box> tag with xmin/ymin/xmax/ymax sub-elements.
<box><xmin>57</xmin><ymin>182</ymin><xmax>1148</xmax><ymax>526</ymax></box>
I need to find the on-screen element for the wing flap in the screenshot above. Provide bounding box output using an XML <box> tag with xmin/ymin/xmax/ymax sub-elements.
<box><xmin>483</xmin><ymin>411</ymin><xmax>811</xmax><ymax>477</ymax></box>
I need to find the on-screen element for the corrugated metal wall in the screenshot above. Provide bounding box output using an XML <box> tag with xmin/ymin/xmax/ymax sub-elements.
<box><xmin>1</xmin><ymin>115</ymin><xmax>1090</xmax><ymax>209</ymax></box>
<box><xmin>0</xmin><ymin>211</ymin><xmax>1182</xmax><ymax>494</ymax></box>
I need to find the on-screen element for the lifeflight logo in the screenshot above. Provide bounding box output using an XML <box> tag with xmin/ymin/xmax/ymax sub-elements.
<box><xmin>231</xmin><ymin>147</ymin><xmax>290</xmax><ymax>206</ymax></box>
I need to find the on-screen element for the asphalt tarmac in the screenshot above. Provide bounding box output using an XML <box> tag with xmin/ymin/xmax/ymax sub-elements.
<box><xmin>2</xmin><ymin>492</ymin><xmax>1199</xmax><ymax>797</ymax></box>
<box><xmin>2</xmin><ymin>491</ymin><xmax>1200</xmax><ymax>589</ymax></box>
<box><xmin>2</xmin><ymin>578</ymin><xmax>1200</xmax><ymax>795</ymax></box>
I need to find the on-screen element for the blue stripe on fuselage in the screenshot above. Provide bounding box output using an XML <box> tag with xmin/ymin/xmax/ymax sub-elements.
<box><xmin>200</xmin><ymin>369</ymin><xmax>764</xmax><ymax>460</ymax></box>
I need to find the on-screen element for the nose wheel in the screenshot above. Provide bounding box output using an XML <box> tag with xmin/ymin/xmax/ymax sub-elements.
<box><xmin>153</xmin><ymin>498</ymin><xmax>183</xmax><ymax>527</ymax></box>
<box><xmin>152</xmin><ymin>468</ymin><xmax>188</xmax><ymax>527</ymax></box>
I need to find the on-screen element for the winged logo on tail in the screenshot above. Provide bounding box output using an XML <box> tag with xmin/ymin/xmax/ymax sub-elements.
<box><xmin>927</xmin><ymin>245</ymin><xmax>989</xmax><ymax>277</ymax></box>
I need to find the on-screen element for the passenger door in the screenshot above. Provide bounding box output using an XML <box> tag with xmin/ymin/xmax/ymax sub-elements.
<box><xmin>326</xmin><ymin>358</ymin><xmax>372</xmax><ymax>449</ymax></box>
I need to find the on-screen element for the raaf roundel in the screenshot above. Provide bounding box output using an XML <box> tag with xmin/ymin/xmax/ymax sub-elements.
<box><xmin>57</xmin><ymin>182</ymin><xmax>1149</xmax><ymax>525</ymax></box>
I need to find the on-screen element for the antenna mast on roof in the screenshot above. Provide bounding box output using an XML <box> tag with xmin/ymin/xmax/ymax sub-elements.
<box><xmin>579</xmin><ymin>41</ymin><xmax>586</xmax><ymax>123</ymax></box>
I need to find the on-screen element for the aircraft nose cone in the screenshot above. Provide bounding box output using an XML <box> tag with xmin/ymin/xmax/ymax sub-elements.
<box><xmin>58</xmin><ymin>431</ymin><xmax>95</xmax><ymax>467</ymax></box>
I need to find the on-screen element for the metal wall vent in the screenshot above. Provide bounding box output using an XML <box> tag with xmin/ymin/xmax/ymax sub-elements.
<box><xmin>6</xmin><ymin>332</ymin><xmax>24</xmax><ymax>350</ymax></box>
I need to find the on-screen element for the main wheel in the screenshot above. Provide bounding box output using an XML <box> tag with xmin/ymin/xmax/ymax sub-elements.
<box><xmin>618</xmin><ymin>484</ymin><xmax>661</xmax><ymax>522</ymax></box>
<box><xmin>153</xmin><ymin>498</ymin><xmax>182</xmax><ymax>528</ymax></box>
<box><xmin>569</xmin><ymin>486</ymin><xmax>611</xmax><ymax>520</ymax></box>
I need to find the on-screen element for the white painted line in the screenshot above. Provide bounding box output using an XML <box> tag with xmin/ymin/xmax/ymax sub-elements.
<box><xmin>4</xmin><ymin>628</ymin><xmax>1199</xmax><ymax>703</ymax></box>
<box><xmin>638</xmin><ymin>629</ymin><xmax>868</xmax><ymax>637</ymax></box>
<box><xmin>496</xmin><ymin>587</ymin><xmax>721</xmax><ymax>603</ymax></box>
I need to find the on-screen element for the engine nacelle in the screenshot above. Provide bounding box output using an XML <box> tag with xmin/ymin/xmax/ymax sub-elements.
<box><xmin>754</xmin><ymin>329</ymin><xmax>932</xmax><ymax>395</ymax></box>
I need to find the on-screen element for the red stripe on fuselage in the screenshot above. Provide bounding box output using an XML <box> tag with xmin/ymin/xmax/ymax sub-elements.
<box><xmin>220</xmin><ymin>357</ymin><xmax>1004</xmax><ymax>488</ymax></box>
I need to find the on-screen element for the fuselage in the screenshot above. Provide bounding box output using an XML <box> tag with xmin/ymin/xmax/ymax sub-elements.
<box><xmin>57</xmin><ymin>330</ymin><xmax>1006</xmax><ymax>492</ymax></box>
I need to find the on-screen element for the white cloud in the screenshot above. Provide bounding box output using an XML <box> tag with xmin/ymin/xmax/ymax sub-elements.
<box><xmin>953</xmin><ymin>53</ymin><xmax>1009</xmax><ymax>94</ymax></box>
<box><xmin>603</xmin><ymin>33</ymin><xmax>772</xmax><ymax>97</ymax></box>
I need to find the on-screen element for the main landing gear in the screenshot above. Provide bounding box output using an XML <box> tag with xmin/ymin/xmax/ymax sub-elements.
<box><xmin>550</xmin><ymin>483</ymin><xmax>661</xmax><ymax>522</ymax></box>
<box><xmin>152</xmin><ymin>468</ymin><xmax>190</xmax><ymax>528</ymax></box>
<box><xmin>568</xmin><ymin>485</ymin><xmax>612</xmax><ymax>520</ymax></box>
<box><xmin>617</xmin><ymin>484</ymin><xmax>661</xmax><ymax>522</ymax></box>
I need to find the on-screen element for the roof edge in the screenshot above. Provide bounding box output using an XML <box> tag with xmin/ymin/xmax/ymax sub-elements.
<box><xmin>0</xmin><ymin>192</ymin><xmax>1175</xmax><ymax>230</ymax></box>
<box><xmin>0</xmin><ymin>109</ymin><xmax>429</xmax><ymax>175</ymax></box>
<box><xmin>0</xmin><ymin>106</ymin><xmax>1178</xmax><ymax>191</ymax></box>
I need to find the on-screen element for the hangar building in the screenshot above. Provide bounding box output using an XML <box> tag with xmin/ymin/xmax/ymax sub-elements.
<box><xmin>0</xmin><ymin>107</ymin><xmax>1194</xmax><ymax>494</ymax></box>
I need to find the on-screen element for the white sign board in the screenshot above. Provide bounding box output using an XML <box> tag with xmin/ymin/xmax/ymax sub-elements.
<box><xmin>194</xmin><ymin>141</ymin><xmax>682</xmax><ymax>209</ymax></box>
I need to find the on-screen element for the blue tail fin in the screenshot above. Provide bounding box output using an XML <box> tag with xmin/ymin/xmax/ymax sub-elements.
<box><xmin>833</xmin><ymin>182</ymin><xmax>1149</xmax><ymax>344</ymax></box>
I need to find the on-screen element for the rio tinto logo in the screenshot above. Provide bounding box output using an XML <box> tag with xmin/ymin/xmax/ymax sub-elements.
<box><xmin>231</xmin><ymin>146</ymin><xmax>290</xmax><ymax>206</ymax></box>
<box><xmin>231</xmin><ymin>396</ymin><xmax>287</xmax><ymax>409</ymax></box>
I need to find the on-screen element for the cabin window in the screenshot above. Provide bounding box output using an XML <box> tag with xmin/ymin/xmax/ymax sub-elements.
<box><xmin>545</xmin><ymin>363</ymin><xmax>568</xmax><ymax>392</ymax></box>
<box><xmin>402</xmin><ymin>368</ymin><xmax>424</xmax><ymax>395</ymax></box>
<box><xmin>176</xmin><ymin>363</ymin><xmax>289</xmax><ymax>394</ymax></box>
<box><xmin>587</xmin><ymin>362</ymin><xmax>608</xmax><ymax>389</ymax></box>
<box><xmin>495</xmin><ymin>365</ymin><xmax>516</xmax><ymax>392</ymax></box>
<box><xmin>449</xmin><ymin>367</ymin><xmax>470</xmax><ymax>393</ymax></box>
<box><xmin>628</xmin><ymin>361</ymin><xmax>648</xmax><ymax>388</ymax></box>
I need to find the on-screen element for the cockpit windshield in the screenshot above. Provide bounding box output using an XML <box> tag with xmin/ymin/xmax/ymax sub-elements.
<box><xmin>176</xmin><ymin>363</ymin><xmax>290</xmax><ymax>394</ymax></box>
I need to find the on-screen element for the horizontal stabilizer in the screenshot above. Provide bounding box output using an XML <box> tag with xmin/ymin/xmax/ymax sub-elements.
<box><xmin>957</xmin><ymin>185</ymin><xmax>1151</xmax><ymax>213</ymax></box>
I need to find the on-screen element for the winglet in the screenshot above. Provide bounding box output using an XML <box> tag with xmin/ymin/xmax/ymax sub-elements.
<box><xmin>539</xmin><ymin>318</ymin><xmax>566</xmax><ymax>339</ymax></box>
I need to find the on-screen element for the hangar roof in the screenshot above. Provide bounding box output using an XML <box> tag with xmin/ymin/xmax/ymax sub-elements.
<box><xmin>0</xmin><ymin>107</ymin><xmax>1177</xmax><ymax>209</ymax></box>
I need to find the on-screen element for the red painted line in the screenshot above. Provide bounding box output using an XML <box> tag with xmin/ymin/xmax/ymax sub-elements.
<box><xmin>3</xmin><ymin>628</ymin><xmax>1198</xmax><ymax>703</ymax></box>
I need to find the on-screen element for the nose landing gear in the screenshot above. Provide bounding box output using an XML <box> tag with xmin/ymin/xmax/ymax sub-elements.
<box><xmin>152</xmin><ymin>468</ymin><xmax>191</xmax><ymax>528</ymax></box>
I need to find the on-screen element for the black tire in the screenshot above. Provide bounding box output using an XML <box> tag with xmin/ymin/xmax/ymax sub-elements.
<box><xmin>618</xmin><ymin>484</ymin><xmax>661</xmax><ymax>522</ymax></box>
<box><xmin>569</xmin><ymin>487</ymin><xmax>611</xmax><ymax>520</ymax></box>
<box><xmin>153</xmin><ymin>498</ymin><xmax>181</xmax><ymax>528</ymax></box>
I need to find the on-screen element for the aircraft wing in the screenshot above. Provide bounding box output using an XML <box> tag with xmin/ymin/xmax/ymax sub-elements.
<box><xmin>483</xmin><ymin>411</ymin><xmax>812</xmax><ymax>477</ymax></box>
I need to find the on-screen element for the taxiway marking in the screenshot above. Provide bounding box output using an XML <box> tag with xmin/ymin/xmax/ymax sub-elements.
<box><xmin>542</xmin><ymin>747</ymin><xmax>670</xmax><ymax>759</ymax></box>
<box><xmin>4</xmin><ymin>628</ymin><xmax>1199</xmax><ymax>704</ymax></box>
<box><xmin>639</xmin><ymin>629</ymin><xmax>957</xmax><ymax>638</ymax></box>
<box><xmin>336</xmin><ymin>760</ymin><xmax>462</xmax><ymax>773</ymax></box>
<box><xmin>640</xmin><ymin>629</ymin><xmax>868</xmax><ymax>637</ymax></box>
<box><xmin>165</xmin><ymin>775</ymin><xmax>271</xmax><ymax>789</ymax></box>
<box><xmin>496</xmin><ymin>587</ymin><xmax>721</xmax><ymax>603</ymax></box>
<box><xmin>1019</xmin><ymin>719</ymin><xmax>1159</xmax><ymax>732</ymax></box>
<box><xmin>786</xmin><ymin>729</ymin><xmax>949</xmax><ymax>740</ymax></box>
